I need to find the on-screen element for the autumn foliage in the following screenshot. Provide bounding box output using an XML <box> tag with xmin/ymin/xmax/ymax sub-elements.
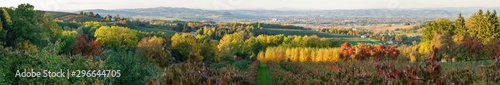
<box><xmin>137</xmin><ymin>36</ymin><xmax>169</xmax><ymax>67</ymax></box>
<box><xmin>340</xmin><ymin>42</ymin><xmax>400</xmax><ymax>61</ymax></box>
<box><xmin>71</xmin><ymin>34</ymin><xmax>103</xmax><ymax>56</ymax></box>
<box><xmin>340</xmin><ymin>42</ymin><xmax>355</xmax><ymax>59</ymax></box>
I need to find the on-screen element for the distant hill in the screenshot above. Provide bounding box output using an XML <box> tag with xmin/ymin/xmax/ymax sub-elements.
<box><xmin>85</xmin><ymin>7</ymin><xmax>257</xmax><ymax>21</ymax></box>
<box><xmin>82</xmin><ymin>7</ymin><xmax>499</xmax><ymax>22</ymax></box>
<box><xmin>45</xmin><ymin>11</ymin><xmax>102</xmax><ymax>22</ymax></box>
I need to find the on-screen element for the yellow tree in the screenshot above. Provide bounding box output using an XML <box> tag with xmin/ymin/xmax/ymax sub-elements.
<box><xmin>257</xmin><ymin>51</ymin><xmax>266</xmax><ymax>63</ymax></box>
<box><xmin>300</xmin><ymin>48</ymin><xmax>312</xmax><ymax>62</ymax></box>
<box><xmin>217</xmin><ymin>32</ymin><xmax>247</xmax><ymax>61</ymax></box>
<box><xmin>290</xmin><ymin>48</ymin><xmax>300</xmax><ymax>62</ymax></box>
<box><xmin>94</xmin><ymin>26</ymin><xmax>139</xmax><ymax>50</ymax></box>
<box><xmin>265</xmin><ymin>47</ymin><xmax>275</xmax><ymax>62</ymax></box>
<box><xmin>285</xmin><ymin>48</ymin><xmax>292</xmax><ymax>61</ymax></box>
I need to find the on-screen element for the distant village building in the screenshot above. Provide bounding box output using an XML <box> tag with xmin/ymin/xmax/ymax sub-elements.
<box><xmin>360</xmin><ymin>35</ymin><xmax>367</xmax><ymax>38</ymax></box>
<box><xmin>190</xmin><ymin>31</ymin><xmax>197</xmax><ymax>36</ymax></box>
<box><xmin>411</xmin><ymin>33</ymin><xmax>418</xmax><ymax>38</ymax></box>
<box><xmin>386</xmin><ymin>40</ymin><xmax>394</xmax><ymax>44</ymax></box>
<box><xmin>272</xmin><ymin>18</ymin><xmax>279</xmax><ymax>22</ymax></box>
<box><xmin>182</xmin><ymin>31</ymin><xmax>198</xmax><ymax>36</ymax></box>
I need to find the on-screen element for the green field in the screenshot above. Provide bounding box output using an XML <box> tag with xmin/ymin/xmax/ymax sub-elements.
<box><xmin>46</xmin><ymin>11</ymin><xmax>102</xmax><ymax>22</ymax></box>
<box><xmin>131</xmin><ymin>26</ymin><xmax>178</xmax><ymax>36</ymax></box>
<box><xmin>346</xmin><ymin>38</ymin><xmax>381</xmax><ymax>45</ymax></box>
<box><xmin>262</xmin><ymin>28</ymin><xmax>355</xmax><ymax>38</ymax></box>
<box><xmin>262</xmin><ymin>28</ymin><xmax>382</xmax><ymax>45</ymax></box>
<box><xmin>257</xmin><ymin>64</ymin><xmax>273</xmax><ymax>85</ymax></box>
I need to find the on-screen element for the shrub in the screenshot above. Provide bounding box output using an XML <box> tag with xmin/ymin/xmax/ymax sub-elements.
<box><xmin>233</xmin><ymin>60</ymin><xmax>248</xmax><ymax>70</ymax></box>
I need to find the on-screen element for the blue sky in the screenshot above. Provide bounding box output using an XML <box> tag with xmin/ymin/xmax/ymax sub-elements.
<box><xmin>1</xmin><ymin>0</ymin><xmax>499</xmax><ymax>11</ymax></box>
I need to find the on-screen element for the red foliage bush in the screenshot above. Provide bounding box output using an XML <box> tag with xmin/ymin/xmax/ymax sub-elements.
<box><xmin>71</xmin><ymin>34</ymin><xmax>103</xmax><ymax>56</ymax></box>
<box><xmin>387</xmin><ymin>45</ymin><xmax>400</xmax><ymax>59</ymax></box>
<box><xmin>340</xmin><ymin>42</ymin><xmax>354</xmax><ymax>58</ymax></box>
<box><xmin>373</xmin><ymin>44</ymin><xmax>386</xmax><ymax>60</ymax></box>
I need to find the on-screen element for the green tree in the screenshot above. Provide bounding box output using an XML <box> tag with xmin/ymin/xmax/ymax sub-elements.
<box><xmin>422</xmin><ymin>18</ymin><xmax>453</xmax><ymax>41</ymax></box>
<box><xmin>243</xmin><ymin>37</ymin><xmax>263</xmax><ymax>60</ymax></box>
<box><xmin>431</xmin><ymin>31</ymin><xmax>454</xmax><ymax>61</ymax></box>
<box><xmin>10</xmin><ymin>4</ymin><xmax>42</xmax><ymax>49</ymax></box>
<box><xmin>59</xmin><ymin>31</ymin><xmax>77</xmax><ymax>54</ymax></box>
<box><xmin>37</xmin><ymin>13</ymin><xmax>62</xmax><ymax>42</ymax></box>
<box><xmin>94</xmin><ymin>13</ymin><xmax>101</xmax><ymax>18</ymax></box>
<box><xmin>420</xmin><ymin>18</ymin><xmax>453</xmax><ymax>54</ymax></box>
<box><xmin>137</xmin><ymin>36</ymin><xmax>169</xmax><ymax>67</ymax></box>
<box><xmin>466</xmin><ymin>10</ymin><xmax>499</xmax><ymax>40</ymax></box>
<box><xmin>0</xmin><ymin>8</ymin><xmax>13</xmax><ymax>29</ymax></box>
<box><xmin>195</xmin><ymin>35</ymin><xmax>218</xmax><ymax>62</ymax></box>
<box><xmin>170</xmin><ymin>33</ymin><xmax>204</xmax><ymax>62</ymax></box>
<box><xmin>133</xmin><ymin>18</ymin><xmax>140</xmax><ymax>26</ymax></box>
<box><xmin>454</xmin><ymin>13</ymin><xmax>467</xmax><ymax>36</ymax></box>
<box><xmin>0</xmin><ymin>15</ymin><xmax>5</xmax><ymax>43</ymax></box>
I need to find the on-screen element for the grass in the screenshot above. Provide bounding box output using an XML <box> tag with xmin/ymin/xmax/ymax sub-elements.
<box><xmin>262</xmin><ymin>28</ymin><xmax>356</xmax><ymax>38</ymax></box>
<box><xmin>130</xmin><ymin>26</ymin><xmax>178</xmax><ymax>36</ymax></box>
<box><xmin>346</xmin><ymin>38</ymin><xmax>381</xmax><ymax>45</ymax></box>
<box><xmin>257</xmin><ymin>64</ymin><xmax>273</xmax><ymax>85</ymax></box>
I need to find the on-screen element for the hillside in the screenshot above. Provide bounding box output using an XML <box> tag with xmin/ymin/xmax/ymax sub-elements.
<box><xmin>44</xmin><ymin>11</ymin><xmax>178</xmax><ymax>35</ymax></box>
<box><xmin>45</xmin><ymin>11</ymin><xmax>102</xmax><ymax>22</ymax></box>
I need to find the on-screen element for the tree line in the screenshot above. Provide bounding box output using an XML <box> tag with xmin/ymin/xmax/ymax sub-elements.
<box><xmin>258</xmin><ymin>42</ymin><xmax>401</xmax><ymax>63</ymax></box>
<box><xmin>418</xmin><ymin>10</ymin><xmax>500</xmax><ymax>61</ymax></box>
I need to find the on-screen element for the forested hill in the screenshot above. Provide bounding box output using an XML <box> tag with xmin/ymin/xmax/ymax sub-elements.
<box><xmin>83</xmin><ymin>7</ymin><xmax>499</xmax><ymax>21</ymax></box>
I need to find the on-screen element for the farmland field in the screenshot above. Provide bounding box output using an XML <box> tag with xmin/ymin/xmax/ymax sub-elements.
<box><xmin>359</xmin><ymin>24</ymin><xmax>416</xmax><ymax>33</ymax></box>
<box><xmin>262</xmin><ymin>28</ymin><xmax>355</xmax><ymax>38</ymax></box>
<box><xmin>262</xmin><ymin>28</ymin><xmax>382</xmax><ymax>45</ymax></box>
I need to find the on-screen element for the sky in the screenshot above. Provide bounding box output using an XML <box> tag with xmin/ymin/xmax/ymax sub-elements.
<box><xmin>1</xmin><ymin>0</ymin><xmax>499</xmax><ymax>11</ymax></box>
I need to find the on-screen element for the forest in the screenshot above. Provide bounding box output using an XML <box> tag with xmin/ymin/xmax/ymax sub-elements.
<box><xmin>1</xmin><ymin>3</ymin><xmax>500</xmax><ymax>84</ymax></box>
